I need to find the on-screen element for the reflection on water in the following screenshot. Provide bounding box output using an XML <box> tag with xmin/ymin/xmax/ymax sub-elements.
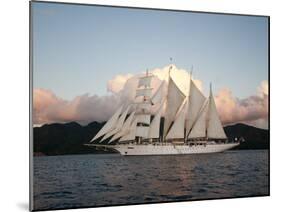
<box><xmin>33</xmin><ymin>150</ymin><xmax>269</xmax><ymax>210</ymax></box>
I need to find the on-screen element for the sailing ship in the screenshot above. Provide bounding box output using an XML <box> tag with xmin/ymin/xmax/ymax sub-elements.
<box><xmin>87</xmin><ymin>65</ymin><xmax>239</xmax><ymax>155</ymax></box>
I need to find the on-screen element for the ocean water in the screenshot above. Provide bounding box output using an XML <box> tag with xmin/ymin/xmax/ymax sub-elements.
<box><xmin>33</xmin><ymin>150</ymin><xmax>269</xmax><ymax>210</ymax></box>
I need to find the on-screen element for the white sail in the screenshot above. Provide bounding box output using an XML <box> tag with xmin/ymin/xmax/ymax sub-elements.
<box><xmin>136</xmin><ymin>102</ymin><xmax>151</xmax><ymax>112</ymax></box>
<box><xmin>108</xmin><ymin>111</ymin><xmax>135</xmax><ymax>143</ymax></box>
<box><xmin>207</xmin><ymin>89</ymin><xmax>227</xmax><ymax>139</ymax></box>
<box><xmin>135</xmin><ymin>88</ymin><xmax>153</xmax><ymax>98</ymax></box>
<box><xmin>151</xmin><ymin>81</ymin><xmax>165</xmax><ymax>105</ymax></box>
<box><xmin>87</xmin><ymin>66</ymin><xmax>238</xmax><ymax>156</ymax></box>
<box><xmin>185</xmin><ymin>80</ymin><xmax>206</xmax><ymax>136</ymax></box>
<box><xmin>188</xmin><ymin>100</ymin><xmax>209</xmax><ymax>139</ymax></box>
<box><xmin>101</xmin><ymin>105</ymin><xmax>131</xmax><ymax>141</ymax></box>
<box><xmin>163</xmin><ymin>76</ymin><xmax>185</xmax><ymax>137</ymax></box>
<box><xmin>148</xmin><ymin>101</ymin><xmax>164</xmax><ymax>139</ymax></box>
<box><xmin>136</xmin><ymin>114</ymin><xmax>150</xmax><ymax>125</ymax></box>
<box><xmin>119</xmin><ymin>118</ymin><xmax>138</xmax><ymax>142</ymax></box>
<box><xmin>134</xmin><ymin>101</ymin><xmax>151</xmax><ymax>115</ymax></box>
<box><xmin>138</xmin><ymin>76</ymin><xmax>153</xmax><ymax>88</ymax></box>
<box><xmin>90</xmin><ymin>105</ymin><xmax>123</xmax><ymax>142</ymax></box>
<box><xmin>136</xmin><ymin>126</ymin><xmax>149</xmax><ymax>138</ymax></box>
<box><xmin>166</xmin><ymin>100</ymin><xmax>188</xmax><ymax>139</ymax></box>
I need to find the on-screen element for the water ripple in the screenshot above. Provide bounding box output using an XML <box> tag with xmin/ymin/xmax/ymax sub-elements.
<box><xmin>33</xmin><ymin>150</ymin><xmax>269</xmax><ymax>210</ymax></box>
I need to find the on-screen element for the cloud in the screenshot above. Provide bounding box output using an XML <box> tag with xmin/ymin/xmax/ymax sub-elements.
<box><xmin>107</xmin><ymin>73</ymin><xmax>133</xmax><ymax>94</ymax></box>
<box><xmin>33</xmin><ymin>65</ymin><xmax>268</xmax><ymax>129</ymax></box>
<box><xmin>107</xmin><ymin>65</ymin><xmax>203</xmax><ymax>97</ymax></box>
<box><xmin>214</xmin><ymin>80</ymin><xmax>268</xmax><ymax>129</ymax></box>
<box><xmin>33</xmin><ymin>88</ymin><xmax>122</xmax><ymax>125</ymax></box>
<box><xmin>257</xmin><ymin>80</ymin><xmax>269</xmax><ymax>97</ymax></box>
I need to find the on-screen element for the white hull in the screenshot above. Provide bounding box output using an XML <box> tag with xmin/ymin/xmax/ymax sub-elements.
<box><xmin>111</xmin><ymin>142</ymin><xmax>239</xmax><ymax>156</ymax></box>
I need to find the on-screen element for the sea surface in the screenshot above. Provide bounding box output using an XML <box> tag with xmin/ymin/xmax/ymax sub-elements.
<box><xmin>33</xmin><ymin>150</ymin><xmax>269</xmax><ymax>210</ymax></box>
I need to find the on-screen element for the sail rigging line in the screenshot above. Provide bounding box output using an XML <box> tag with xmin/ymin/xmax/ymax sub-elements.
<box><xmin>148</xmin><ymin>99</ymin><xmax>164</xmax><ymax>139</ymax></box>
<box><xmin>143</xmin><ymin>69</ymin><xmax>149</xmax><ymax>103</ymax></box>
<box><xmin>187</xmin><ymin>98</ymin><xmax>209</xmax><ymax>139</ymax></box>
<box><xmin>151</xmin><ymin>80</ymin><xmax>165</xmax><ymax>105</ymax></box>
<box><xmin>163</xmin><ymin>67</ymin><xmax>186</xmax><ymax>140</ymax></box>
<box><xmin>163</xmin><ymin>65</ymin><xmax>171</xmax><ymax>143</ymax></box>
<box><xmin>166</xmin><ymin>98</ymin><xmax>188</xmax><ymax>140</ymax></box>
<box><xmin>206</xmin><ymin>83</ymin><xmax>227</xmax><ymax>140</ymax></box>
<box><xmin>134</xmin><ymin>69</ymin><xmax>154</xmax><ymax>143</ymax></box>
<box><xmin>119</xmin><ymin>117</ymin><xmax>138</xmax><ymax>142</ymax></box>
<box><xmin>185</xmin><ymin>78</ymin><xmax>206</xmax><ymax>140</ymax></box>
<box><xmin>138</xmin><ymin>71</ymin><xmax>153</xmax><ymax>88</ymax></box>
<box><xmin>205</xmin><ymin>83</ymin><xmax>212</xmax><ymax>140</ymax></box>
<box><xmin>184</xmin><ymin>71</ymin><xmax>192</xmax><ymax>142</ymax></box>
<box><xmin>100</xmin><ymin>104</ymin><xmax>131</xmax><ymax>142</ymax></box>
<box><xmin>108</xmin><ymin>111</ymin><xmax>136</xmax><ymax>143</ymax></box>
<box><xmin>186</xmin><ymin>95</ymin><xmax>209</xmax><ymax>139</ymax></box>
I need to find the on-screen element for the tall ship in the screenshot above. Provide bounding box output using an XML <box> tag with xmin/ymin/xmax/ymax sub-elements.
<box><xmin>87</xmin><ymin>65</ymin><xmax>239</xmax><ymax>155</ymax></box>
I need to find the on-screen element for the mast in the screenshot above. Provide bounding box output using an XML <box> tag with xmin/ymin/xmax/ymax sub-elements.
<box><xmin>163</xmin><ymin>64</ymin><xmax>185</xmax><ymax>141</ymax></box>
<box><xmin>163</xmin><ymin>65</ymin><xmax>171</xmax><ymax>143</ymax></box>
<box><xmin>187</xmin><ymin>99</ymin><xmax>209</xmax><ymax>139</ymax></box>
<box><xmin>114</xmin><ymin>69</ymin><xmax>157</xmax><ymax>143</ymax></box>
<box><xmin>185</xmin><ymin>77</ymin><xmax>206</xmax><ymax>140</ymax></box>
<box><xmin>184</xmin><ymin>70</ymin><xmax>192</xmax><ymax>142</ymax></box>
<box><xmin>164</xmin><ymin>65</ymin><xmax>171</xmax><ymax>142</ymax></box>
<box><xmin>206</xmin><ymin>83</ymin><xmax>227</xmax><ymax>140</ymax></box>
<box><xmin>148</xmin><ymin>100</ymin><xmax>164</xmax><ymax>139</ymax></box>
<box><xmin>206</xmin><ymin>83</ymin><xmax>212</xmax><ymax>140</ymax></box>
<box><xmin>135</xmin><ymin>69</ymin><xmax>153</xmax><ymax>143</ymax></box>
<box><xmin>165</xmin><ymin>99</ymin><xmax>188</xmax><ymax>140</ymax></box>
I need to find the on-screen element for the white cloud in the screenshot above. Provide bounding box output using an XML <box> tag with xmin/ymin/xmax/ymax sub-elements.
<box><xmin>33</xmin><ymin>88</ymin><xmax>122</xmax><ymax>125</ymax></box>
<box><xmin>108</xmin><ymin>64</ymin><xmax>203</xmax><ymax>102</ymax></box>
<box><xmin>257</xmin><ymin>80</ymin><xmax>269</xmax><ymax>97</ymax></box>
<box><xmin>107</xmin><ymin>73</ymin><xmax>133</xmax><ymax>94</ymax></box>
<box><xmin>215</xmin><ymin>80</ymin><xmax>268</xmax><ymax>128</ymax></box>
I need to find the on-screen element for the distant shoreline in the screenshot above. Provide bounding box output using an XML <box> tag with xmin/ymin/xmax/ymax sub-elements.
<box><xmin>33</xmin><ymin>151</ymin><xmax>117</xmax><ymax>157</ymax></box>
<box><xmin>32</xmin><ymin>121</ymin><xmax>269</xmax><ymax>156</ymax></box>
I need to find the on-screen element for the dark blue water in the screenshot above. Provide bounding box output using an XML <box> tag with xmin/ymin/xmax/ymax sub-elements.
<box><xmin>33</xmin><ymin>150</ymin><xmax>269</xmax><ymax>210</ymax></box>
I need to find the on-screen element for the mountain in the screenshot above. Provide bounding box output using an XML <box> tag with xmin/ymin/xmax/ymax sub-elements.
<box><xmin>224</xmin><ymin>123</ymin><xmax>269</xmax><ymax>150</ymax></box>
<box><xmin>33</xmin><ymin>121</ymin><xmax>112</xmax><ymax>155</ymax></box>
<box><xmin>33</xmin><ymin>122</ymin><xmax>269</xmax><ymax>156</ymax></box>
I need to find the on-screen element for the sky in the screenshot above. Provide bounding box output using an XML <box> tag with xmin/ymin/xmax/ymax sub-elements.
<box><xmin>32</xmin><ymin>2</ymin><xmax>269</xmax><ymax>128</ymax></box>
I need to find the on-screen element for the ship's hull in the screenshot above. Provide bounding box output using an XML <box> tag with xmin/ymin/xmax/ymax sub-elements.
<box><xmin>111</xmin><ymin>142</ymin><xmax>239</xmax><ymax>156</ymax></box>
